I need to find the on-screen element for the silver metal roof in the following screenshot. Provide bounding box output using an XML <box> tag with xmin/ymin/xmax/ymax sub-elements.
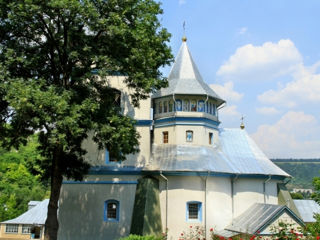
<box><xmin>293</xmin><ymin>200</ymin><xmax>320</xmax><ymax>223</ymax></box>
<box><xmin>225</xmin><ymin>203</ymin><xmax>284</xmax><ymax>234</ymax></box>
<box><xmin>152</xmin><ymin>41</ymin><xmax>225</xmax><ymax>106</ymax></box>
<box><xmin>2</xmin><ymin>199</ymin><xmax>48</xmax><ymax>225</ymax></box>
<box><xmin>145</xmin><ymin>128</ymin><xmax>289</xmax><ymax>177</ymax></box>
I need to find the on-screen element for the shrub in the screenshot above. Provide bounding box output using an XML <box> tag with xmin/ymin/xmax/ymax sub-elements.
<box><xmin>119</xmin><ymin>234</ymin><xmax>163</xmax><ymax>240</ymax></box>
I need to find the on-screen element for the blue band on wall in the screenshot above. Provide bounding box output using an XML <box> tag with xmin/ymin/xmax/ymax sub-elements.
<box><xmin>135</xmin><ymin>120</ymin><xmax>153</xmax><ymax>126</ymax></box>
<box><xmin>63</xmin><ymin>180</ymin><xmax>138</xmax><ymax>184</ymax></box>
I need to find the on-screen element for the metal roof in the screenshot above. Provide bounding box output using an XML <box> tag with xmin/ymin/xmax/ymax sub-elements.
<box><xmin>2</xmin><ymin>199</ymin><xmax>48</xmax><ymax>225</ymax></box>
<box><xmin>145</xmin><ymin>128</ymin><xmax>289</xmax><ymax>177</ymax></box>
<box><xmin>222</xmin><ymin>203</ymin><xmax>304</xmax><ymax>235</ymax></box>
<box><xmin>152</xmin><ymin>41</ymin><xmax>225</xmax><ymax>106</ymax></box>
<box><xmin>293</xmin><ymin>200</ymin><xmax>320</xmax><ymax>223</ymax></box>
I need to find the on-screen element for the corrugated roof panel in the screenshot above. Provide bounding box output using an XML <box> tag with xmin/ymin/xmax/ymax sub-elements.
<box><xmin>225</xmin><ymin>204</ymin><xmax>283</xmax><ymax>234</ymax></box>
<box><xmin>2</xmin><ymin>199</ymin><xmax>48</xmax><ymax>225</ymax></box>
<box><xmin>145</xmin><ymin>128</ymin><xmax>289</xmax><ymax>177</ymax></box>
<box><xmin>293</xmin><ymin>200</ymin><xmax>320</xmax><ymax>223</ymax></box>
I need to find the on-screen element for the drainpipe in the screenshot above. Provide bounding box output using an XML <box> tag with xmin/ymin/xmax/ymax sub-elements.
<box><xmin>204</xmin><ymin>171</ymin><xmax>209</xmax><ymax>239</ymax></box>
<box><xmin>160</xmin><ymin>171</ymin><xmax>168</xmax><ymax>237</ymax></box>
<box><xmin>231</xmin><ymin>174</ymin><xmax>239</xmax><ymax>222</ymax></box>
<box><xmin>263</xmin><ymin>175</ymin><xmax>272</xmax><ymax>204</ymax></box>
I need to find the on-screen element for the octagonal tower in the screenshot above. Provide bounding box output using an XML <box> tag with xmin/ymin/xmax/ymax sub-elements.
<box><xmin>152</xmin><ymin>38</ymin><xmax>225</xmax><ymax>147</ymax></box>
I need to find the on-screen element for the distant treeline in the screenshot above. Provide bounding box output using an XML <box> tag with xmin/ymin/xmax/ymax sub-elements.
<box><xmin>271</xmin><ymin>159</ymin><xmax>320</xmax><ymax>163</ymax></box>
<box><xmin>271</xmin><ymin>159</ymin><xmax>320</xmax><ymax>189</ymax></box>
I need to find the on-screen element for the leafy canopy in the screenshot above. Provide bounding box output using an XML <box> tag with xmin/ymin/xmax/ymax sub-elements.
<box><xmin>0</xmin><ymin>0</ymin><xmax>172</xmax><ymax>180</ymax></box>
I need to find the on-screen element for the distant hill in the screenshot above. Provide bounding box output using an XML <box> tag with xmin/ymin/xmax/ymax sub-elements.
<box><xmin>271</xmin><ymin>159</ymin><xmax>320</xmax><ymax>189</ymax></box>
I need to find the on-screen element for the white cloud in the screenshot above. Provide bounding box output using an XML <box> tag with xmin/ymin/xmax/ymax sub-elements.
<box><xmin>179</xmin><ymin>0</ymin><xmax>186</xmax><ymax>5</ymax></box>
<box><xmin>210</xmin><ymin>82</ymin><xmax>243</xmax><ymax>102</ymax></box>
<box><xmin>217</xmin><ymin>39</ymin><xmax>302</xmax><ymax>81</ymax></box>
<box><xmin>251</xmin><ymin>111</ymin><xmax>320</xmax><ymax>158</ymax></box>
<box><xmin>220</xmin><ymin>105</ymin><xmax>241</xmax><ymax>117</ymax></box>
<box><xmin>256</xmin><ymin>107</ymin><xmax>280</xmax><ymax>115</ymax></box>
<box><xmin>237</xmin><ymin>27</ymin><xmax>248</xmax><ymax>35</ymax></box>
<box><xmin>258</xmin><ymin>62</ymin><xmax>320</xmax><ymax>107</ymax></box>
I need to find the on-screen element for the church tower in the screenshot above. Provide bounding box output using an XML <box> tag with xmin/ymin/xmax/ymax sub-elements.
<box><xmin>152</xmin><ymin>38</ymin><xmax>225</xmax><ymax>147</ymax></box>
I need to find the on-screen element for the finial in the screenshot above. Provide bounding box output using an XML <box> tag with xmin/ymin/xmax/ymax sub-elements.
<box><xmin>182</xmin><ymin>21</ymin><xmax>187</xmax><ymax>42</ymax></box>
<box><xmin>240</xmin><ymin>115</ymin><xmax>245</xmax><ymax>130</ymax></box>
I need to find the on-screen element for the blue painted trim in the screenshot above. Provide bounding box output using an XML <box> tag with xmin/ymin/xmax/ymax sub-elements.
<box><xmin>154</xmin><ymin>117</ymin><xmax>220</xmax><ymax>126</ymax></box>
<box><xmin>88</xmin><ymin>166</ymin><xmax>142</xmax><ymax>175</ymax></box>
<box><xmin>86</xmin><ymin>167</ymin><xmax>287</xmax><ymax>180</ymax></box>
<box><xmin>135</xmin><ymin>120</ymin><xmax>153</xmax><ymax>126</ymax></box>
<box><xmin>104</xmin><ymin>199</ymin><xmax>120</xmax><ymax>222</ymax></box>
<box><xmin>154</xmin><ymin>122</ymin><xmax>219</xmax><ymax>130</ymax></box>
<box><xmin>63</xmin><ymin>180</ymin><xmax>138</xmax><ymax>184</ymax></box>
<box><xmin>186</xmin><ymin>201</ymin><xmax>202</xmax><ymax>223</ymax></box>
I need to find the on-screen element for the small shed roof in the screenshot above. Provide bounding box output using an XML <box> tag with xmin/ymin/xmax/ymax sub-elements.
<box><xmin>217</xmin><ymin>203</ymin><xmax>304</xmax><ymax>237</ymax></box>
<box><xmin>2</xmin><ymin>199</ymin><xmax>48</xmax><ymax>225</ymax></box>
<box><xmin>293</xmin><ymin>200</ymin><xmax>320</xmax><ymax>223</ymax></box>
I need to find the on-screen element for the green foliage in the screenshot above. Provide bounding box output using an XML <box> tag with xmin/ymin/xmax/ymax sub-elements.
<box><xmin>290</xmin><ymin>192</ymin><xmax>304</xmax><ymax>199</ymax></box>
<box><xmin>304</xmin><ymin>214</ymin><xmax>320</xmax><ymax>237</ymax></box>
<box><xmin>119</xmin><ymin>235</ymin><xmax>163</xmax><ymax>240</ymax></box>
<box><xmin>313</xmin><ymin>177</ymin><xmax>320</xmax><ymax>204</ymax></box>
<box><xmin>0</xmin><ymin>136</ymin><xmax>49</xmax><ymax>221</ymax></box>
<box><xmin>272</xmin><ymin>160</ymin><xmax>320</xmax><ymax>189</ymax></box>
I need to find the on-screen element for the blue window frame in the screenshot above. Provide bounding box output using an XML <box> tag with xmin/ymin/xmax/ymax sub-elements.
<box><xmin>198</xmin><ymin>100</ymin><xmax>205</xmax><ymax>112</ymax></box>
<box><xmin>186</xmin><ymin>201</ymin><xmax>202</xmax><ymax>222</ymax></box>
<box><xmin>105</xmin><ymin>150</ymin><xmax>118</xmax><ymax>164</ymax></box>
<box><xmin>176</xmin><ymin>99</ymin><xmax>182</xmax><ymax>111</ymax></box>
<box><xmin>104</xmin><ymin>200</ymin><xmax>119</xmax><ymax>222</ymax></box>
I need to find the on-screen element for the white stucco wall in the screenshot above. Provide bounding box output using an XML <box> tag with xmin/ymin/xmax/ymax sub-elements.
<box><xmin>58</xmin><ymin>175</ymin><xmax>139</xmax><ymax>240</ymax></box>
<box><xmin>158</xmin><ymin>176</ymin><xmax>279</xmax><ymax>240</ymax></box>
<box><xmin>154</xmin><ymin>125</ymin><xmax>219</xmax><ymax>146</ymax></box>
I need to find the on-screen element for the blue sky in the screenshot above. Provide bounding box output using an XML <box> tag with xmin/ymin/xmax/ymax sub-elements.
<box><xmin>159</xmin><ymin>0</ymin><xmax>320</xmax><ymax>158</ymax></box>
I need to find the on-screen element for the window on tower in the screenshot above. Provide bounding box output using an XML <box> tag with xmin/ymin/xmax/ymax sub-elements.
<box><xmin>163</xmin><ymin>131</ymin><xmax>168</xmax><ymax>144</ymax></box>
<box><xmin>186</xmin><ymin>130</ymin><xmax>193</xmax><ymax>142</ymax></box>
<box><xmin>209</xmin><ymin>132</ymin><xmax>213</xmax><ymax>145</ymax></box>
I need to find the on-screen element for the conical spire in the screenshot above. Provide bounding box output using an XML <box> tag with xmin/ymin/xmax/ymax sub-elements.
<box><xmin>152</xmin><ymin>40</ymin><xmax>225</xmax><ymax>106</ymax></box>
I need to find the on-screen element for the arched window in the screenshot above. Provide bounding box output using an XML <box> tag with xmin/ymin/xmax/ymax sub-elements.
<box><xmin>186</xmin><ymin>201</ymin><xmax>202</xmax><ymax>222</ymax></box>
<box><xmin>190</xmin><ymin>100</ymin><xmax>197</xmax><ymax>112</ymax></box>
<box><xmin>104</xmin><ymin>200</ymin><xmax>119</xmax><ymax>222</ymax></box>
<box><xmin>186</xmin><ymin>130</ymin><xmax>193</xmax><ymax>142</ymax></box>
<box><xmin>176</xmin><ymin>99</ymin><xmax>182</xmax><ymax>111</ymax></box>
<box><xmin>212</xmin><ymin>104</ymin><xmax>216</xmax><ymax>116</ymax></box>
<box><xmin>168</xmin><ymin>100</ymin><xmax>173</xmax><ymax>112</ymax></box>
<box><xmin>183</xmin><ymin>100</ymin><xmax>189</xmax><ymax>112</ymax></box>
<box><xmin>159</xmin><ymin>101</ymin><xmax>163</xmax><ymax>114</ymax></box>
<box><xmin>198</xmin><ymin>100</ymin><xmax>205</xmax><ymax>112</ymax></box>
<box><xmin>163</xmin><ymin>101</ymin><xmax>168</xmax><ymax>113</ymax></box>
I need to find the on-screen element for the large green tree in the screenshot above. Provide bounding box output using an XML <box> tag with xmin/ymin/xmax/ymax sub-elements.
<box><xmin>0</xmin><ymin>1</ymin><xmax>172</xmax><ymax>240</ymax></box>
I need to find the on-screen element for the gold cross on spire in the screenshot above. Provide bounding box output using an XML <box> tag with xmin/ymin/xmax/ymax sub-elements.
<box><xmin>182</xmin><ymin>21</ymin><xmax>187</xmax><ymax>42</ymax></box>
<box><xmin>240</xmin><ymin>115</ymin><xmax>245</xmax><ymax>129</ymax></box>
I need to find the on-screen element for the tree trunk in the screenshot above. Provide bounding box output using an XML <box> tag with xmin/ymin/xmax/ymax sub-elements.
<box><xmin>44</xmin><ymin>154</ymin><xmax>63</xmax><ymax>240</ymax></box>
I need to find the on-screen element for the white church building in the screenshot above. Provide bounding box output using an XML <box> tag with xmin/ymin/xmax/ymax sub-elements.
<box><xmin>57</xmin><ymin>38</ymin><xmax>304</xmax><ymax>240</ymax></box>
